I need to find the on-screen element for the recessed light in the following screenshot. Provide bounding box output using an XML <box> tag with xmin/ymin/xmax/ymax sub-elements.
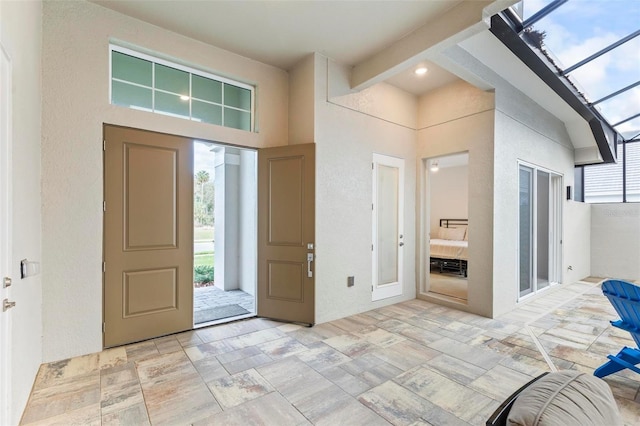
<box><xmin>180</xmin><ymin>95</ymin><xmax>190</xmax><ymax>101</ymax></box>
<box><xmin>414</xmin><ymin>67</ymin><xmax>428</xmax><ymax>76</ymax></box>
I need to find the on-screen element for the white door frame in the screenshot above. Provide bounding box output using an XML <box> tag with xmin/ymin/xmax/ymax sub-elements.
<box><xmin>0</xmin><ymin>41</ymin><xmax>12</xmax><ymax>425</ymax></box>
<box><xmin>372</xmin><ymin>153</ymin><xmax>404</xmax><ymax>301</ymax></box>
<box><xmin>517</xmin><ymin>161</ymin><xmax>563</xmax><ymax>301</ymax></box>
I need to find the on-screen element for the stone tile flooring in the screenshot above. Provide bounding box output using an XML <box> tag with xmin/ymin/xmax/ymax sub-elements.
<box><xmin>21</xmin><ymin>279</ymin><xmax>640</xmax><ymax>425</ymax></box>
<box><xmin>193</xmin><ymin>286</ymin><xmax>255</xmax><ymax>324</ymax></box>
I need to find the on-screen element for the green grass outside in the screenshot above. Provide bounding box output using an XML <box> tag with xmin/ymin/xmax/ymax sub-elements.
<box><xmin>194</xmin><ymin>254</ymin><xmax>214</xmax><ymax>267</ymax></box>
<box><xmin>194</xmin><ymin>227</ymin><xmax>214</xmax><ymax>241</ymax></box>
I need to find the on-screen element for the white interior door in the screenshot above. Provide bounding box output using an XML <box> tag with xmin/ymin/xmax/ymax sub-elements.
<box><xmin>0</xmin><ymin>42</ymin><xmax>12</xmax><ymax>425</ymax></box>
<box><xmin>372</xmin><ymin>153</ymin><xmax>404</xmax><ymax>301</ymax></box>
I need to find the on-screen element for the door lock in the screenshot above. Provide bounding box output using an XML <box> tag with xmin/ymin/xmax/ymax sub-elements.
<box><xmin>3</xmin><ymin>299</ymin><xmax>16</xmax><ymax>312</ymax></box>
<box><xmin>307</xmin><ymin>253</ymin><xmax>314</xmax><ymax>278</ymax></box>
<box><xmin>2</xmin><ymin>277</ymin><xmax>10</xmax><ymax>288</ymax></box>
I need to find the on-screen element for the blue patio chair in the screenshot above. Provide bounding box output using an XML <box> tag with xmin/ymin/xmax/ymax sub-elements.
<box><xmin>594</xmin><ymin>279</ymin><xmax>640</xmax><ymax>378</ymax></box>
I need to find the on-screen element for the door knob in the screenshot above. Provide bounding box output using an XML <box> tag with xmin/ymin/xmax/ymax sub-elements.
<box><xmin>3</xmin><ymin>299</ymin><xmax>16</xmax><ymax>312</ymax></box>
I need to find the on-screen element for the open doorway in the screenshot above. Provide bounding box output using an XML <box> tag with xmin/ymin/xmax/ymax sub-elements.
<box><xmin>426</xmin><ymin>152</ymin><xmax>469</xmax><ymax>302</ymax></box>
<box><xmin>193</xmin><ymin>141</ymin><xmax>257</xmax><ymax>326</ymax></box>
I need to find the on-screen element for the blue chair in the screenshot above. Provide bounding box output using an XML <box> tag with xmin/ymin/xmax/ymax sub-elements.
<box><xmin>594</xmin><ymin>279</ymin><xmax>640</xmax><ymax>378</ymax></box>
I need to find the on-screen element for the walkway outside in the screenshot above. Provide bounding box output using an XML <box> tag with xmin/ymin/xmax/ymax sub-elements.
<box><xmin>193</xmin><ymin>286</ymin><xmax>255</xmax><ymax>325</ymax></box>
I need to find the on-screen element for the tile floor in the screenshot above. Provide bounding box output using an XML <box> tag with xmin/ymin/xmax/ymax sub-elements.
<box><xmin>21</xmin><ymin>278</ymin><xmax>640</xmax><ymax>425</ymax></box>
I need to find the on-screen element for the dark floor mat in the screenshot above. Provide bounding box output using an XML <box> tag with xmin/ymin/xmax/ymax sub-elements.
<box><xmin>194</xmin><ymin>304</ymin><xmax>250</xmax><ymax>324</ymax></box>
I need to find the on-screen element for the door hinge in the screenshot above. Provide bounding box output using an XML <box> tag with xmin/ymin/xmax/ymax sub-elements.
<box><xmin>371</xmin><ymin>285</ymin><xmax>373</xmax><ymax>292</ymax></box>
<box><xmin>103</xmin><ymin>201</ymin><xmax>106</xmax><ymax>212</ymax></box>
<box><xmin>372</xmin><ymin>203</ymin><xmax>374</xmax><ymax>210</ymax></box>
<box><xmin>371</xmin><ymin>244</ymin><xmax>373</xmax><ymax>251</ymax></box>
<box><xmin>102</xmin><ymin>322</ymin><xmax>105</xmax><ymax>333</ymax></box>
<box><xmin>102</xmin><ymin>262</ymin><xmax>106</xmax><ymax>273</ymax></box>
<box><xmin>371</xmin><ymin>163</ymin><xmax>374</xmax><ymax>170</ymax></box>
<box><xmin>103</xmin><ymin>140</ymin><xmax>106</xmax><ymax>151</ymax></box>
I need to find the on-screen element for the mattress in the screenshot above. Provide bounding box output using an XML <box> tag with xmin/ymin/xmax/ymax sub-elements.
<box><xmin>429</xmin><ymin>238</ymin><xmax>468</xmax><ymax>260</ymax></box>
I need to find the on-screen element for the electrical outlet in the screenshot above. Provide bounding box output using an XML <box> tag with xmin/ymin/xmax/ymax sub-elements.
<box><xmin>347</xmin><ymin>276</ymin><xmax>355</xmax><ymax>287</ymax></box>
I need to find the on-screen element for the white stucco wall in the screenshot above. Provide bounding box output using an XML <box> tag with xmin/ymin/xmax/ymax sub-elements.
<box><xmin>1</xmin><ymin>1</ymin><xmax>43</xmax><ymax>422</ymax></box>
<box><xmin>591</xmin><ymin>203</ymin><xmax>640</xmax><ymax>281</ymax></box>
<box><xmin>492</xmin><ymin>87</ymin><xmax>577</xmax><ymax>316</ymax></box>
<box><xmin>312</xmin><ymin>55</ymin><xmax>417</xmax><ymax>323</ymax></box>
<box><xmin>564</xmin><ymin>200</ymin><xmax>591</xmax><ymax>284</ymax></box>
<box><xmin>42</xmin><ymin>0</ymin><xmax>288</xmax><ymax>362</ymax></box>
<box><xmin>417</xmin><ymin>80</ymin><xmax>495</xmax><ymax>317</ymax></box>
<box><xmin>429</xmin><ymin>164</ymin><xmax>469</xmax><ymax>232</ymax></box>
<box><xmin>239</xmin><ymin>150</ymin><xmax>257</xmax><ymax>296</ymax></box>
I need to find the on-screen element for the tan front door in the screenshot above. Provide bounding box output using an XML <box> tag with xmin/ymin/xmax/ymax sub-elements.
<box><xmin>258</xmin><ymin>144</ymin><xmax>315</xmax><ymax>325</ymax></box>
<box><xmin>103</xmin><ymin>125</ymin><xmax>193</xmax><ymax>348</ymax></box>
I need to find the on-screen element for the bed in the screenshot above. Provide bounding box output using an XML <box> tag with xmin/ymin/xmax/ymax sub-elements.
<box><xmin>430</xmin><ymin>218</ymin><xmax>468</xmax><ymax>277</ymax></box>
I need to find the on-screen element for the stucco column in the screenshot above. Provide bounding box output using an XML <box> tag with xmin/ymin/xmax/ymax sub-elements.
<box><xmin>214</xmin><ymin>147</ymin><xmax>240</xmax><ymax>291</ymax></box>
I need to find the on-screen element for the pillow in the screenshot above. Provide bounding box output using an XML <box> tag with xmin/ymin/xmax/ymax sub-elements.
<box><xmin>439</xmin><ymin>226</ymin><xmax>465</xmax><ymax>241</ymax></box>
<box><xmin>507</xmin><ymin>371</ymin><xmax>622</xmax><ymax>426</ymax></box>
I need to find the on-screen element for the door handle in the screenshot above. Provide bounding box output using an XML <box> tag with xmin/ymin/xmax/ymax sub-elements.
<box><xmin>307</xmin><ymin>253</ymin><xmax>314</xmax><ymax>278</ymax></box>
<box><xmin>3</xmin><ymin>299</ymin><xmax>16</xmax><ymax>312</ymax></box>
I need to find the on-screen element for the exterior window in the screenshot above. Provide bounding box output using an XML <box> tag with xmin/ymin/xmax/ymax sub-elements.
<box><xmin>110</xmin><ymin>46</ymin><xmax>254</xmax><ymax>132</ymax></box>
<box><xmin>584</xmin><ymin>140</ymin><xmax>640</xmax><ymax>203</ymax></box>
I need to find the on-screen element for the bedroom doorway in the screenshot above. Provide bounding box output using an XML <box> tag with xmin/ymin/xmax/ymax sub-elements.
<box><xmin>426</xmin><ymin>152</ymin><xmax>469</xmax><ymax>302</ymax></box>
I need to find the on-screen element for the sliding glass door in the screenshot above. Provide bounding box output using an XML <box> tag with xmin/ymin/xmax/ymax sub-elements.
<box><xmin>519</xmin><ymin>164</ymin><xmax>562</xmax><ymax>299</ymax></box>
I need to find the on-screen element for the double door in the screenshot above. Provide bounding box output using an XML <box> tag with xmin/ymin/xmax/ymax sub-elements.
<box><xmin>103</xmin><ymin>125</ymin><xmax>315</xmax><ymax>347</ymax></box>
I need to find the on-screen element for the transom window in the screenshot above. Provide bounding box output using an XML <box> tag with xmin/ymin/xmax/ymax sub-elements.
<box><xmin>110</xmin><ymin>45</ymin><xmax>254</xmax><ymax>132</ymax></box>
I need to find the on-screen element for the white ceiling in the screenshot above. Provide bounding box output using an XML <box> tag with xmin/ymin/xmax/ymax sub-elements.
<box><xmin>91</xmin><ymin>0</ymin><xmax>465</xmax><ymax>95</ymax></box>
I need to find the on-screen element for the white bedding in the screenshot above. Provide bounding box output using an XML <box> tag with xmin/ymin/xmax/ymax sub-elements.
<box><xmin>430</xmin><ymin>238</ymin><xmax>468</xmax><ymax>260</ymax></box>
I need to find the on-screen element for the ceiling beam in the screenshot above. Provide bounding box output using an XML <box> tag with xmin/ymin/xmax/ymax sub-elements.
<box><xmin>350</xmin><ymin>0</ymin><xmax>516</xmax><ymax>91</ymax></box>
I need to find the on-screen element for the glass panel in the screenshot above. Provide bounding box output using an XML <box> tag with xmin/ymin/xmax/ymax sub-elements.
<box><xmin>569</xmin><ymin>36</ymin><xmax>640</xmax><ymax>102</ymax></box>
<box><xmin>527</xmin><ymin>1</ymin><xmax>637</xmax><ymax>69</ymax></box>
<box><xmin>626</xmin><ymin>142</ymin><xmax>640</xmax><ymax>202</ymax></box>
<box><xmin>519</xmin><ymin>166</ymin><xmax>533</xmax><ymax>296</ymax></box>
<box><xmin>192</xmin><ymin>75</ymin><xmax>222</xmax><ymax>104</ymax></box>
<box><xmin>574</xmin><ymin>167</ymin><xmax>584</xmax><ymax>202</ymax></box>
<box><xmin>377</xmin><ymin>165</ymin><xmax>399</xmax><ymax>285</ymax></box>
<box><xmin>597</xmin><ymin>87</ymin><xmax>640</xmax><ymax>129</ymax></box>
<box><xmin>584</xmin><ymin>147</ymin><xmax>623</xmax><ymax>203</ymax></box>
<box><xmin>224</xmin><ymin>108</ymin><xmax>251</xmax><ymax>131</ymax></box>
<box><xmin>224</xmin><ymin>84</ymin><xmax>251</xmax><ymax>110</ymax></box>
<box><xmin>521</xmin><ymin>1</ymin><xmax>640</xmax><ymax>130</ymax></box>
<box><xmin>112</xmin><ymin>80</ymin><xmax>152</xmax><ymax>110</ymax></box>
<box><xmin>521</xmin><ymin>0</ymin><xmax>556</xmax><ymax>21</ymax></box>
<box><xmin>536</xmin><ymin>170</ymin><xmax>550</xmax><ymax>290</ymax></box>
<box><xmin>112</xmin><ymin>51</ymin><xmax>152</xmax><ymax>86</ymax></box>
<box><xmin>192</xmin><ymin>100</ymin><xmax>222</xmax><ymax>126</ymax></box>
<box><xmin>614</xmin><ymin>116</ymin><xmax>640</xmax><ymax>139</ymax></box>
<box><xmin>155</xmin><ymin>91</ymin><xmax>190</xmax><ymax>118</ymax></box>
<box><xmin>155</xmin><ymin>64</ymin><xmax>189</xmax><ymax>96</ymax></box>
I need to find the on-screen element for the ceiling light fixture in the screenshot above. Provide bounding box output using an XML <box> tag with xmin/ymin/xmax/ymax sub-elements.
<box><xmin>430</xmin><ymin>160</ymin><xmax>439</xmax><ymax>172</ymax></box>
<box><xmin>180</xmin><ymin>95</ymin><xmax>190</xmax><ymax>101</ymax></box>
<box><xmin>414</xmin><ymin>67</ymin><xmax>428</xmax><ymax>76</ymax></box>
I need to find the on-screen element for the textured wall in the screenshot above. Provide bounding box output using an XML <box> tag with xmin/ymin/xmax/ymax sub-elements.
<box><xmin>0</xmin><ymin>1</ymin><xmax>43</xmax><ymax>422</ymax></box>
<box><xmin>313</xmin><ymin>55</ymin><xmax>417</xmax><ymax>324</ymax></box>
<box><xmin>41</xmin><ymin>0</ymin><xmax>288</xmax><ymax>362</ymax></box>
<box><xmin>492</xmin><ymin>96</ymin><xmax>576</xmax><ymax>316</ymax></box>
<box><xmin>417</xmin><ymin>80</ymin><xmax>495</xmax><ymax>317</ymax></box>
<box><xmin>429</xmin><ymin>164</ymin><xmax>469</xmax><ymax>232</ymax></box>
<box><xmin>591</xmin><ymin>203</ymin><xmax>640</xmax><ymax>281</ymax></box>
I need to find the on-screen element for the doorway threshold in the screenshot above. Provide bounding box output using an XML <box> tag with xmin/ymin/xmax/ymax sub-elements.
<box><xmin>194</xmin><ymin>312</ymin><xmax>256</xmax><ymax>329</ymax></box>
